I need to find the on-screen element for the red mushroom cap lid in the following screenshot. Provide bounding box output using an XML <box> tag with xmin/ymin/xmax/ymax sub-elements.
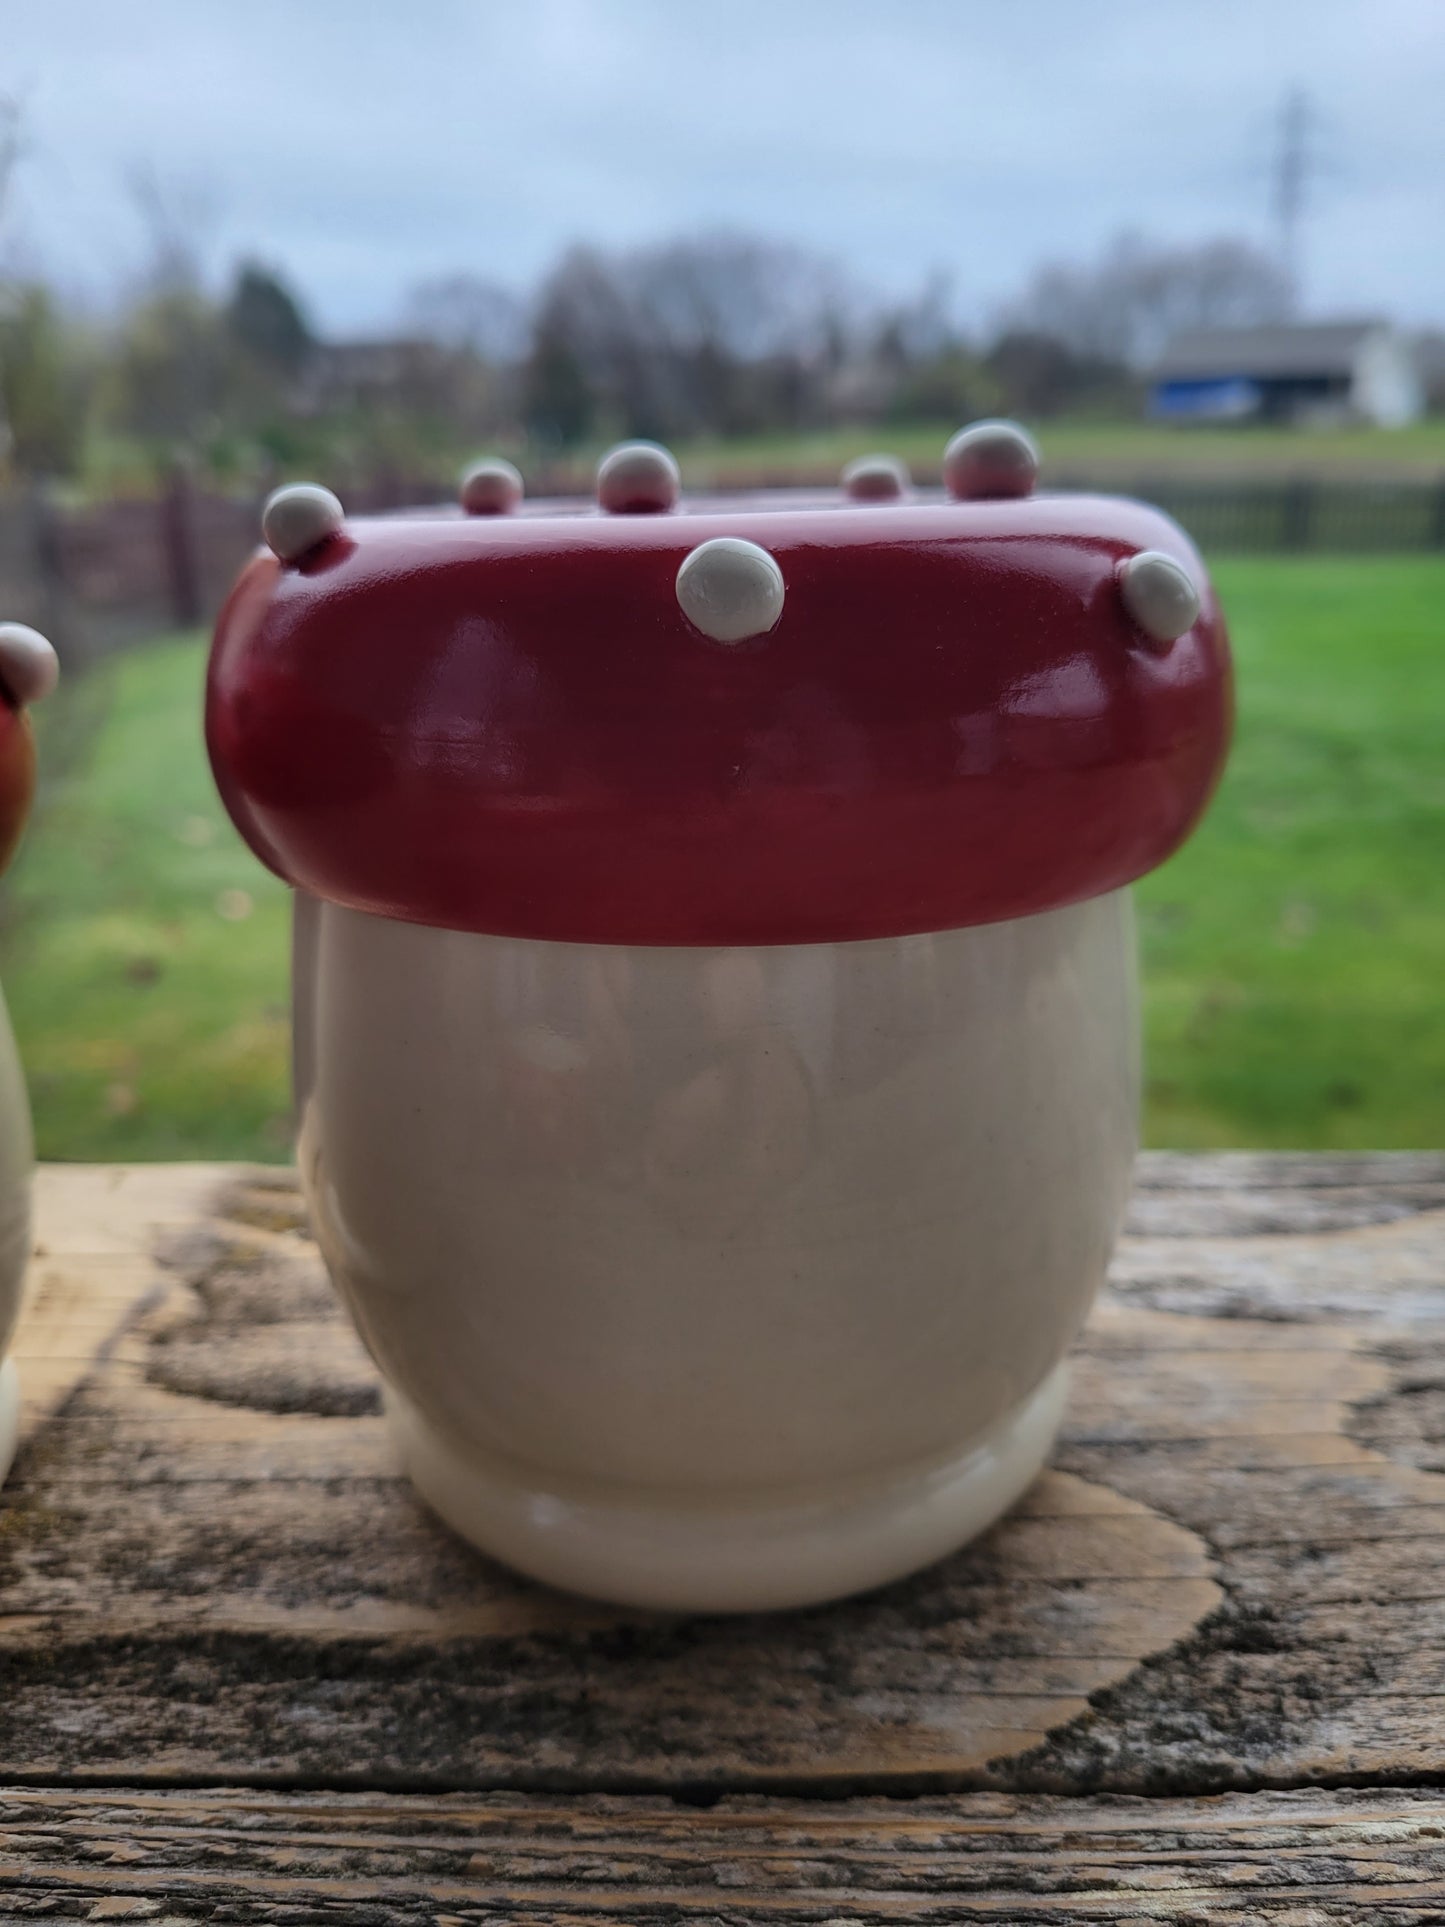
<box><xmin>206</xmin><ymin>429</ymin><xmax>1232</xmax><ymax>946</ymax></box>
<box><xmin>0</xmin><ymin>622</ymin><xmax>59</xmax><ymax>876</ymax></box>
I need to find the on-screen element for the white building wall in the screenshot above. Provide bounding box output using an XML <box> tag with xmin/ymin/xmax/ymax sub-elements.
<box><xmin>1351</xmin><ymin>332</ymin><xmax>1425</xmax><ymax>427</ymax></box>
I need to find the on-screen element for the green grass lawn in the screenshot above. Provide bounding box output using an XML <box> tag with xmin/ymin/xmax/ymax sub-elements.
<box><xmin>0</xmin><ymin>651</ymin><xmax>293</xmax><ymax>1161</ymax></box>
<box><xmin>90</xmin><ymin>416</ymin><xmax>1445</xmax><ymax>503</ymax></box>
<box><xmin>1</xmin><ymin>553</ymin><xmax>1441</xmax><ymax>1160</ymax></box>
<box><xmin>665</xmin><ymin>419</ymin><xmax>1445</xmax><ymax>487</ymax></box>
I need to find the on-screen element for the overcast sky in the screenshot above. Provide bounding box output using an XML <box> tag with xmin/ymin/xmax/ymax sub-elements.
<box><xmin>5</xmin><ymin>0</ymin><xmax>1443</xmax><ymax>336</ymax></box>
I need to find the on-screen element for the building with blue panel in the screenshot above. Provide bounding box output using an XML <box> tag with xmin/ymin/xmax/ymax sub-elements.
<box><xmin>1149</xmin><ymin>322</ymin><xmax>1422</xmax><ymax>427</ymax></box>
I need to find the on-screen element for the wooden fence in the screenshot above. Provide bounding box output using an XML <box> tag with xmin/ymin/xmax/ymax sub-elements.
<box><xmin>2</xmin><ymin>471</ymin><xmax>1443</xmax><ymax>670</ymax></box>
<box><xmin>0</xmin><ymin>474</ymin><xmax>447</xmax><ymax>672</ymax></box>
<box><xmin>1052</xmin><ymin>474</ymin><xmax>1445</xmax><ymax>554</ymax></box>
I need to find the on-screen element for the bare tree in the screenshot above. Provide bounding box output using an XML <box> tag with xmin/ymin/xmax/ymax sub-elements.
<box><xmin>105</xmin><ymin>164</ymin><xmax>229</xmax><ymax>460</ymax></box>
<box><xmin>631</xmin><ymin>232</ymin><xmax>857</xmax><ymax>362</ymax></box>
<box><xmin>522</xmin><ymin>232</ymin><xmax>861</xmax><ymax>442</ymax></box>
<box><xmin>522</xmin><ymin>245</ymin><xmax>642</xmax><ymax>441</ymax></box>
<box><xmin>639</xmin><ymin>231</ymin><xmax>862</xmax><ymax>433</ymax></box>
<box><xmin>125</xmin><ymin>160</ymin><xmax>221</xmax><ymax>296</ymax></box>
<box><xmin>405</xmin><ymin>274</ymin><xmax>527</xmax><ymax>362</ymax></box>
<box><xmin>1001</xmin><ymin>232</ymin><xmax>1293</xmax><ymax>368</ymax></box>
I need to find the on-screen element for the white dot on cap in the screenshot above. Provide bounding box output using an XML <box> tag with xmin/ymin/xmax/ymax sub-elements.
<box><xmin>1118</xmin><ymin>550</ymin><xmax>1201</xmax><ymax>647</ymax></box>
<box><xmin>676</xmin><ymin>538</ymin><xmax>785</xmax><ymax>644</ymax></box>
<box><xmin>460</xmin><ymin>457</ymin><xmax>524</xmax><ymax>516</ymax></box>
<box><xmin>597</xmin><ymin>441</ymin><xmax>681</xmax><ymax>514</ymax></box>
<box><xmin>841</xmin><ymin>454</ymin><xmax>910</xmax><ymax>502</ymax></box>
<box><xmin>261</xmin><ymin>484</ymin><xmax>345</xmax><ymax>562</ymax></box>
<box><xmin>942</xmin><ymin>419</ymin><xmax>1040</xmax><ymax>500</ymax></box>
<box><xmin>0</xmin><ymin>622</ymin><xmax>58</xmax><ymax>705</ymax></box>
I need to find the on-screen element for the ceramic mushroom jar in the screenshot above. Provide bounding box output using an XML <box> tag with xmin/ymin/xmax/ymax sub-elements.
<box><xmin>206</xmin><ymin>425</ymin><xmax>1232</xmax><ymax>1611</ymax></box>
<box><xmin>0</xmin><ymin>622</ymin><xmax>59</xmax><ymax>1490</ymax></box>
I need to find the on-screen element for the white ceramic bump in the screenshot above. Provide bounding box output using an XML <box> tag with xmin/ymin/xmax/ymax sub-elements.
<box><xmin>460</xmin><ymin>457</ymin><xmax>524</xmax><ymax>517</ymax></box>
<box><xmin>943</xmin><ymin>419</ymin><xmax>1040</xmax><ymax>500</ymax></box>
<box><xmin>841</xmin><ymin>454</ymin><xmax>910</xmax><ymax>502</ymax></box>
<box><xmin>0</xmin><ymin>983</ymin><xmax>35</xmax><ymax>1494</ymax></box>
<box><xmin>596</xmin><ymin>441</ymin><xmax>681</xmax><ymax>514</ymax></box>
<box><xmin>0</xmin><ymin>624</ymin><xmax>59</xmax><ymax>706</ymax></box>
<box><xmin>261</xmin><ymin>484</ymin><xmax>345</xmax><ymax>562</ymax></box>
<box><xmin>675</xmin><ymin>537</ymin><xmax>785</xmax><ymax>643</ymax></box>
<box><xmin>293</xmin><ymin>890</ymin><xmax>1139</xmax><ymax>1611</ymax></box>
<box><xmin>1118</xmin><ymin>549</ymin><xmax>1201</xmax><ymax>646</ymax></box>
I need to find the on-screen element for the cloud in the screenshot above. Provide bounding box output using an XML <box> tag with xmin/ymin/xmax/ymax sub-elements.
<box><xmin>5</xmin><ymin>0</ymin><xmax>1443</xmax><ymax>330</ymax></box>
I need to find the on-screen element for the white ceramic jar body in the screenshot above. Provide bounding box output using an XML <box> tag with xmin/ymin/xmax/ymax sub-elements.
<box><xmin>0</xmin><ymin>983</ymin><xmax>35</xmax><ymax>1487</ymax></box>
<box><xmin>295</xmin><ymin>890</ymin><xmax>1138</xmax><ymax>1610</ymax></box>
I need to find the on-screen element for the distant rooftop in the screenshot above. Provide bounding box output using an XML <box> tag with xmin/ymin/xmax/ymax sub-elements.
<box><xmin>1154</xmin><ymin>321</ymin><xmax>1389</xmax><ymax>380</ymax></box>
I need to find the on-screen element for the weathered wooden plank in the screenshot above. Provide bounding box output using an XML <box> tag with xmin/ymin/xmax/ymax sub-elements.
<box><xmin>12</xmin><ymin>1165</ymin><xmax>228</xmax><ymax>1438</ymax></box>
<box><xmin>1124</xmin><ymin>1151</ymin><xmax>1445</xmax><ymax>1240</ymax></box>
<box><xmin>6</xmin><ymin>1786</ymin><xmax>1445</xmax><ymax>1923</ymax></box>
<box><xmin>2</xmin><ymin>1156</ymin><xmax>1444</xmax><ymax>1796</ymax></box>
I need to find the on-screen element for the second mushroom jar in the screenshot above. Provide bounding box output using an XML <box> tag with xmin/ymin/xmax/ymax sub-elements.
<box><xmin>206</xmin><ymin>424</ymin><xmax>1232</xmax><ymax>1612</ymax></box>
<box><xmin>0</xmin><ymin>620</ymin><xmax>60</xmax><ymax>1492</ymax></box>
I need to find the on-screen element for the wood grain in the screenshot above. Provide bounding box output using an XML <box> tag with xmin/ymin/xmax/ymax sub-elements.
<box><xmin>6</xmin><ymin>1785</ymin><xmax>1445</xmax><ymax>1923</ymax></box>
<box><xmin>2</xmin><ymin>1155</ymin><xmax>1444</xmax><ymax>1799</ymax></box>
<box><xmin>12</xmin><ymin>1164</ymin><xmax>227</xmax><ymax>1436</ymax></box>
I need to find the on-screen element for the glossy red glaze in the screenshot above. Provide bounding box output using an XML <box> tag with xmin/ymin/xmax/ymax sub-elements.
<box><xmin>0</xmin><ymin>699</ymin><xmax>36</xmax><ymax>878</ymax></box>
<box><xmin>206</xmin><ymin>496</ymin><xmax>1232</xmax><ymax>945</ymax></box>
